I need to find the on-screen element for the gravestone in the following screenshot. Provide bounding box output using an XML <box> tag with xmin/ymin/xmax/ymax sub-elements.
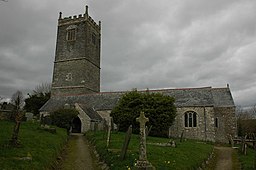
<box><xmin>25</xmin><ymin>112</ymin><xmax>33</xmax><ymax>121</ymax></box>
<box><xmin>180</xmin><ymin>130</ymin><xmax>184</xmax><ymax>142</ymax></box>
<box><xmin>135</xmin><ymin>112</ymin><xmax>155</xmax><ymax>170</ymax></box>
<box><xmin>145</xmin><ymin>125</ymin><xmax>152</xmax><ymax>137</ymax></box>
<box><xmin>120</xmin><ymin>125</ymin><xmax>132</xmax><ymax>160</ymax></box>
<box><xmin>106</xmin><ymin>118</ymin><xmax>112</xmax><ymax>147</ymax></box>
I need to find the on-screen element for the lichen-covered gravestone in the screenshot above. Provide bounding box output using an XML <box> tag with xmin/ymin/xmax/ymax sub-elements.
<box><xmin>25</xmin><ymin>112</ymin><xmax>33</xmax><ymax>121</ymax></box>
<box><xmin>135</xmin><ymin>112</ymin><xmax>155</xmax><ymax>170</ymax></box>
<box><xmin>120</xmin><ymin>125</ymin><xmax>132</xmax><ymax>160</ymax></box>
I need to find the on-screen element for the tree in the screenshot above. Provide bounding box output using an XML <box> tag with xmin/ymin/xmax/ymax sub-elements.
<box><xmin>111</xmin><ymin>90</ymin><xmax>176</xmax><ymax>137</ymax></box>
<box><xmin>24</xmin><ymin>93</ymin><xmax>50</xmax><ymax>115</ymax></box>
<box><xmin>237</xmin><ymin>105</ymin><xmax>256</xmax><ymax>136</ymax></box>
<box><xmin>33</xmin><ymin>82</ymin><xmax>51</xmax><ymax>95</ymax></box>
<box><xmin>50</xmin><ymin>108</ymin><xmax>78</xmax><ymax>130</ymax></box>
<box><xmin>10</xmin><ymin>90</ymin><xmax>24</xmax><ymax>146</ymax></box>
<box><xmin>24</xmin><ymin>82</ymin><xmax>51</xmax><ymax>115</ymax></box>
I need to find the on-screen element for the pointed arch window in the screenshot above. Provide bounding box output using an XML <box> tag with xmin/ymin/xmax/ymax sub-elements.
<box><xmin>66</xmin><ymin>25</ymin><xmax>77</xmax><ymax>41</ymax></box>
<box><xmin>184</xmin><ymin>111</ymin><xmax>197</xmax><ymax>127</ymax></box>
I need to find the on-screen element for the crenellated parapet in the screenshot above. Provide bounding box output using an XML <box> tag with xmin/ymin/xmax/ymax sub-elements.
<box><xmin>58</xmin><ymin>5</ymin><xmax>101</xmax><ymax>31</ymax></box>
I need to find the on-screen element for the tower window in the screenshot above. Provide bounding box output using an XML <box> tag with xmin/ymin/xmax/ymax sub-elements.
<box><xmin>184</xmin><ymin>111</ymin><xmax>197</xmax><ymax>127</ymax></box>
<box><xmin>67</xmin><ymin>29</ymin><xmax>76</xmax><ymax>41</ymax></box>
<box><xmin>215</xmin><ymin>118</ymin><xmax>219</xmax><ymax>128</ymax></box>
<box><xmin>91</xmin><ymin>33</ymin><xmax>96</xmax><ymax>45</ymax></box>
<box><xmin>66</xmin><ymin>25</ymin><xmax>77</xmax><ymax>41</ymax></box>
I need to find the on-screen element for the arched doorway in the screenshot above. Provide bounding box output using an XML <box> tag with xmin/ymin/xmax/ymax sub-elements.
<box><xmin>72</xmin><ymin>117</ymin><xmax>81</xmax><ymax>133</ymax></box>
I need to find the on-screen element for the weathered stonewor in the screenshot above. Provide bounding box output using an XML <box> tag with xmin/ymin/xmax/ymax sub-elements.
<box><xmin>135</xmin><ymin>112</ymin><xmax>155</xmax><ymax>170</ymax></box>
<box><xmin>120</xmin><ymin>125</ymin><xmax>132</xmax><ymax>160</ymax></box>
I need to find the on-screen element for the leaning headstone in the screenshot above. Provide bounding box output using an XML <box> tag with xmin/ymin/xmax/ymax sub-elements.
<box><xmin>180</xmin><ymin>130</ymin><xmax>184</xmax><ymax>142</ymax></box>
<box><xmin>146</xmin><ymin>125</ymin><xmax>152</xmax><ymax>137</ymax></box>
<box><xmin>106</xmin><ymin>120</ymin><xmax>112</xmax><ymax>147</ymax></box>
<box><xmin>135</xmin><ymin>112</ymin><xmax>155</xmax><ymax>170</ymax></box>
<box><xmin>120</xmin><ymin>125</ymin><xmax>132</xmax><ymax>160</ymax></box>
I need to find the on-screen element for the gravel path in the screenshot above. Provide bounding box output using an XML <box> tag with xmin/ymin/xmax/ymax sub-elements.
<box><xmin>58</xmin><ymin>133</ymin><xmax>101</xmax><ymax>170</ymax></box>
<box><xmin>214</xmin><ymin>146</ymin><xmax>234</xmax><ymax>170</ymax></box>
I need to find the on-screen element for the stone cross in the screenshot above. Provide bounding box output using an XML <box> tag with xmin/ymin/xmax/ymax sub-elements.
<box><xmin>135</xmin><ymin>111</ymin><xmax>155</xmax><ymax>170</ymax></box>
<box><xmin>136</xmin><ymin>111</ymin><xmax>149</xmax><ymax>160</ymax></box>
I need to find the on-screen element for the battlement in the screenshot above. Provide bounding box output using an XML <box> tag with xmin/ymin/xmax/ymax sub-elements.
<box><xmin>58</xmin><ymin>5</ymin><xmax>101</xmax><ymax>30</ymax></box>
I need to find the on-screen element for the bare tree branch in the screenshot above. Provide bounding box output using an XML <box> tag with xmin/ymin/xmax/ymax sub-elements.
<box><xmin>33</xmin><ymin>82</ymin><xmax>51</xmax><ymax>95</ymax></box>
<box><xmin>11</xmin><ymin>90</ymin><xmax>24</xmax><ymax>110</ymax></box>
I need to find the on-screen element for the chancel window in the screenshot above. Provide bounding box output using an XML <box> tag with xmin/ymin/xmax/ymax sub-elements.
<box><xmin>184</xmin><ymin>111</ymin><xmax>197</xmax><ymax>127</ymax></box>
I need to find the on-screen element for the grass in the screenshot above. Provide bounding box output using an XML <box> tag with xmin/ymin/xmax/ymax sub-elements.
<box><xmin>86</xmin><ymin>131</ymin><xmax>214</xmax><ymax>169</ymax></box>
<box><xmin>238</xmin><ymin>146</ymin><xmax>256</xmax><ymax>169</ymax></box>
<box><xmin>0</xmin><ymin>120</ymin><xmax>68</xmax><ymax>170</ymax></box>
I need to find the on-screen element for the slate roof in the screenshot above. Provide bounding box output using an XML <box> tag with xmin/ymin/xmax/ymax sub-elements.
<box><xmin>40</xmin><ymin>86</ymin><xmax>235</xmax><ymax>112</ymax></box>
<box><xmin>77</xmin><ymin>103</ymin><xmax>103</xmax><ymax>121</ymax></box>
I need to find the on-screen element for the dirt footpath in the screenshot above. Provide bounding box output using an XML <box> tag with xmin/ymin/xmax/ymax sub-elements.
<box><xmin>214</xmin><ymin>146</ymin><xmax>234</xmax><ymax>170</ymax></box>
<box><xmin>58</xmin><ymin>133</ymin><xmax>100</xmax><ymax>170</ymax></box>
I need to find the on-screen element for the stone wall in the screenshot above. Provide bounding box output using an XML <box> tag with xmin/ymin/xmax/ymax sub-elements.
<box><xmin>169</xmin><ymin>106</ymin><xmax>237</xmax><ymax>143</ymax></box>
<box><xmin>97</xmin><ymin>110</ymin><xmax>111</xmax><ymax>124</ymax></box>
<box><xmin>170</xmin><ymin>106</ymin><xmax>216</xmax><ymax>142</ymax></box>
<box><xmin>214</xmin><ymin>107</ymin><xmax>237</xmax><ymax>143</ymax></box>
<box><xmin>0</xmin><ymin>110</ymin><xmax>11</xmax><ymax>120</ymax></box>
<box><xmin>51</xmin><ymin>11</ymin><xmax>101</xmax><ymax>96</ymax></box>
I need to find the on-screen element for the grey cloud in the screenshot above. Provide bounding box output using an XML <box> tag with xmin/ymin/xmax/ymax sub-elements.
<box><xmin>0</xmin><ymin>0</ymin><xmax>255</xmax><ymax>107</ymax></box>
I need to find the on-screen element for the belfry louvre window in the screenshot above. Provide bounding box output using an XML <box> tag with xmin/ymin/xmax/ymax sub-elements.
<box><xmin>91</xmin><ymin>33</ymin><xmax>96</xmax><ymax>45</ymax></box>
<box><xmin>184</xmin><ymin>111</ymin><xmax>197</xmax><ymax>127</ymax></box>
<box><xmin>66</xmin><ymin>25</ymin><xmax>77</xmax><ymax>41</ymax></box>
<box><xmin>67</xmin><ymin>29</ymin><xmax>76</xmax><ymax>41</ymax></box>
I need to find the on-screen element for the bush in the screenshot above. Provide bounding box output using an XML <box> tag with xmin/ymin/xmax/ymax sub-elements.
<box><xmin>111</xmin><ymin>90</ymin><xmax>176</xmax><ymax>137</ymax></box>
<box><xmin>50</xmin><ymin>108</ymin><xmax>78</xmax><ymax>130</ymax></box>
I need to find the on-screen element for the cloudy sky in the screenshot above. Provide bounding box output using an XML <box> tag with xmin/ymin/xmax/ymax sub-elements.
<box><xmin>0</xmin><ymin>0</ymin><xmax>255</xmax><ymax>106</ymax></box>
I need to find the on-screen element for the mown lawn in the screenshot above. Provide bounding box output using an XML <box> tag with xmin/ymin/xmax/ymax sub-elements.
<box><xmin>86</xmin><ymin>131</ymin><xmax>214</xmax><ymax>169</ymax></box>
<box><xmin>0</xmin><ymin>120</ymin><xmax>67</xmax><ymax>170</ymax></box>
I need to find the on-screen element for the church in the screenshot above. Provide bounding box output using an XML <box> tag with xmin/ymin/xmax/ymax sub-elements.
<box><xmin>40</xmin><ymin>6</ymin><xmax>237</xmax><ymax>143</ymax></box>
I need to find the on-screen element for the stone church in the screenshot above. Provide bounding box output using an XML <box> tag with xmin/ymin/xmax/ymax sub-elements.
<box><xmin>40</xmin><ymin>6</ymin><xmax>237</xmax><ymax>143</ymax></box>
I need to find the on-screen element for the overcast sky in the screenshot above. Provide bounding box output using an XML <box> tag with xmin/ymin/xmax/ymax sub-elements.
<box><xmin>0</xmin><ymin>0</ymin><xmax>255</xmax><ymax>106</ymax></box>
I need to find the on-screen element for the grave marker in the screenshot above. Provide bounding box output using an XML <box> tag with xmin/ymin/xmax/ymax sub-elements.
<box><xmin>120</xmin><ymin>125</ymin><xmax>132</xmax><ymax>160</ymax></box>
<box><xmin>135</xmin><ymin>111</ymin><xmax>155</xmax><ymax>170</ymax></box>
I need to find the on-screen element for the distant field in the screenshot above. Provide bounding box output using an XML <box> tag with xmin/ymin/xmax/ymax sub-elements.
<box><xmin>0</xmin><ymin>120</ymin><xmax>67</xmax><ymax>170</ymax></box>
<box><xmin>86</xmin><ymin>131</ymin><xmax>214</xmax><ymax>169</ymax></box>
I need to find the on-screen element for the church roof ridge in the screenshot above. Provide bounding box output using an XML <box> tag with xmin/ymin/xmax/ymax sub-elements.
<box><xmin>40</xmin><ymin>85</ymin><xmax>235</xmax><ymax>112</ymax></box>
<box><xmin>50</xmin><ymin>86</ymin><xmax>231</xmax><ymax>98</ymax></box>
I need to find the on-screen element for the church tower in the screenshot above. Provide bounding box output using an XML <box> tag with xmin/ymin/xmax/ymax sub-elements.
<box><xmin>51</xmin><ymin>6</ymin><xmax>101</xmax><ymax>96</ymax></box>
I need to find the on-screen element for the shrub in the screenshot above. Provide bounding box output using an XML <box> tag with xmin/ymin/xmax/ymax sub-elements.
<box><xmin>50</xmin><ymin>108</ymin><xmax>78</xmax><ymax>130</ymax></box>
<box><xmin>111</xmin><ymin>90</ymin><xmax>176</xmax><ymax>137</ymax></box>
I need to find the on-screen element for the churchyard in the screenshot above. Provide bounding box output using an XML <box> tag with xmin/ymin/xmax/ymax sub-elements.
<box><xmin>0</xmin><ymin>120</ymin><xmax>67</xmax><ymax>169</ymax></box>
<box><xmin>86</xmin><ymin>130</ymin><xmax>214</xmax><ymax>169</ymax></box>
<box><xmin>0</xmin><ymin>117</ymin><xmax>255</xmax><ymax>169</ymax></box>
